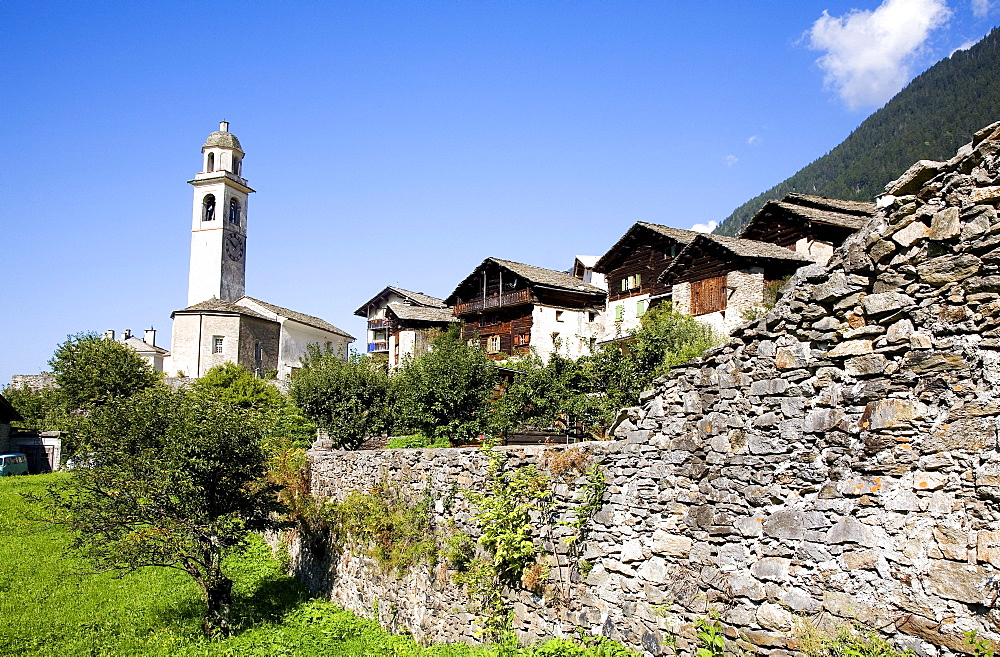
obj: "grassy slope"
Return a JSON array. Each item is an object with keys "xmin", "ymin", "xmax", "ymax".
[{"xmin": 0, "ymin": 474, "xmax": 634, "ymax": 657}]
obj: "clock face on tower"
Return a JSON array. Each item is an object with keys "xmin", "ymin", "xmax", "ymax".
[{"xmin": 225, "ymin": 232, "xmax": 245, "ymax": 262}]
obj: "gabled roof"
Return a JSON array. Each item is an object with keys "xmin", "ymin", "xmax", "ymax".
[
  {"xmin": 238, "ymin": 297, "xmax": 354, "ymax": 339},
  {"xmin": 354, "ymin": 286, "xmax": 447, "ymax": 317},
  {"xmin": 741, "ymin": 194, "xmax": 875, "ymax": 238},
  {"xmin": 658, "ymin": 233, "xmax": 813, "ymax": 285},
  {"xmin": 573, "ymin": 255, "xmax": 600, "ymax": 269},
  {"xmin": 446, "ymin": 257, "xmax": 605, "ymax": 305},
  {"xmin": 121, "ymin": 336, "xmax": 169, "ymax": 355},
  {"xmin": 172, "ymin": 298, "xmax": 274, "ymax": 321},
  {"xmin": 386, "ymin": 301, "xmax": 457, "ymax": 324},
  {"xmin": 593, "ymin": 222, "xmax": 700, "ymax": 273},
  {"xmin": 0, "ymin": 393, "xmax": 24, "ymax": 424}
]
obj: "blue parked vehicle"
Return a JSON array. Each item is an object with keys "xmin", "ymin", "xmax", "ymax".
[{"xmin": 0, "ymin": 453, "xmax": 29, "ymax": 476}]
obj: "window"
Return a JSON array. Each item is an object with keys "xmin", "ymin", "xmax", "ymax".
[
  {"xmin": 212, "ymin": 336, "xmax": 224, "ymax": 354},
  {"xmin": 620, "ymin": 278, "xmax": 627, "ymax": 292},
  {"xmin": 254, "ymin": 341, "xmax": 263, "ymax": 362},
  {"xmin": 228, "ymin": 198, "xmax": 241, "ymax": 224},
  {"xmin": 207, "ymin": 152, "xmax": 215, "ymax": 172},
  {"xmin": 555, "ymin": 310, "xmax": 564, "ymax": 322},
  {"xmin": 486, "ymin": 335, "xmax": 501, "ymax": 354},
  {"xmin": 203, "ymin": 194, "xmax": 216, "ymax": 221},
  {"xmin": 588, "ymin": 312, "xmax": 596, "ymax": 322},
  {"xmin": 637, "ymin": 300, "xmax": 646, "ymax": 317},
  {"xmin": 615, "ymin": 305, "xmax": 624, "ymax": 321},
  {"xmin": 233, "ymin": 157, "xmax": 241, "ymax": 176},
  {"xmin": 620, "ymin": 274, "xmax": 642, "ymax": 292}
]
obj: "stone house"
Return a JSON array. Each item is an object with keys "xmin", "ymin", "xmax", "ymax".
[
  {"xmin": 659, "ymin": 233, "xmax": 813, "ymax": 336},
  {"xmin": 739, "ymin": 193, "xmax": 875, "ymax": 264},
  {"xmin": 169, "ymin": 296, "xmax": 352, "ymax": 380},
  {"xmin": 354, "ymin": 286, "xmax": 456, "ymax": 369},
  {"xmin": 103, "ymin": 328, "xmax": 170, "ymax": 372},
  {"xmin": 592, "ymin": 222, "xmax": 700, "ymax": 341},
  {"xmin": 446, "ymin": 258, "xmax": 606, "ymax": 361}
]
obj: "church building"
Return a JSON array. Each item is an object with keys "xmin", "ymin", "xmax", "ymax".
[{"xmin": 168, "ymin": 122, "xmax": 353, "ymax": 380}]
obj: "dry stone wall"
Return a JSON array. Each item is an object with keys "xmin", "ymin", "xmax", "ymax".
[{"xmin": 302, "ymin": 123, "xmax": 1000, "ymax": 656}]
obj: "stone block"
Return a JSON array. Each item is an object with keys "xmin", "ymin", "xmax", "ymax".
[
  {"xmin": 826, "ymin": 517, "xmax": 876, "ymax": 546},
  {"xmin": 860, "ymin": 399, "xmax": 925, "ymax": 429},
  {"xmin": 917, "ymin": 253, "xmax": 982, "ymax": 285},
  {"xmin": 620, "ymin": 539, "xmax": 644, "ymax": 562},
  {"xmin": 636, "ymin": 555, "xmax": 667, "ymax": 582},
  {"xmin": 886, "ymin": 318, "xmax": 914, "ymax": 343},
  {"xmin": 971, "ymin": 185, "xmax": 1000, "ymax": 203},
  {"xmin": 727, "ymin": 571, "xmax": 766, "ymax": 600},
  {"xmin": 840, "ymin": 549, "xmax": 877, "ymax": 570},
  {"xmin": 893, "ymin": 220, "xmax": 930, "ymax": 247},
  {"xmin": 926, "ymin": 560, "xmax": 989, "ymax": 604},
  {"xmin": 913, "ymin": 472, "xmax": 948, "ymax": 491},
  {"xmin": 825, "ymin": 340, "xmax": 874, "ymax": 358},
  {"xmin": 650, "ymin": 530, "xmax": 692, "ymax": 557},
  {"xmin": 734, "ymin": 515, "xmax": 764, "ymax": 537},
  {"xmin": 977, "ymin": 530, "xmax": 1000, "ymax": 566},
  {"xmin": 844, "ymin": 354, "xmax": 888, "ymax": 377},
  {"xmin": 929, "ymin": 206, "xmax": 961, "ymax": 240},
  {"xmin": 756, "ymin": 602, "xmax": 793, "ymax": 632},
  {"xmin": 884, "ymin": 159, "xmax": 944, "ymax": 196},
  {"xmin": 750, "ymin": 557, "xmax": 790, "ymax": 581},
  {"xmin": 862, "ymin": 292, "xmax": 915, "ymax": 316}
]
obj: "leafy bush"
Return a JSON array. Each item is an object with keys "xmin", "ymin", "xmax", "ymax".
[
  {"xmin": 386, "ymin": 433, "xmax": 451, "ymax": 449},
  {"xmin": 49, "ymin": 331, "xmax": 161, "ymax": 412},
  {"xmin": 394, "ymin": 325, "xmax": 498, "ymax": 444},
  {"xmin": 290, "ymin": 347, "xmax": 390, "ymax": 449}
]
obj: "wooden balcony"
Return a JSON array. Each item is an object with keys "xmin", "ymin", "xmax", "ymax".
[
  {"xmin": 367, "ymin": 341, "xmax": 389, "ymax": 353},
  {"xmin": 368, "ymin": 319, "xmax": 389, "ymax": 330},
  {"xmin": 453, "ymin": 289, "xmax": 534, "ymax": 315}
]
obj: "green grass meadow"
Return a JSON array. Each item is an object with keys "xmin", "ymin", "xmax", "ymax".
[{"xmin": 0, "ymin": 474, "xmax": 635, "ymax": 657}]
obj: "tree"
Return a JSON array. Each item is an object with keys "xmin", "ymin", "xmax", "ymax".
[
  {"xmin": 191, "ymin": 363, "xmax": 317, "ymax": 450},
  {"xmin": 46, "ymin": 387, "xmax": 280, "ymax": 637},
  {"xmin": 394, "ymin": 325, "xmax": 498, "ymax": 443},
  {"xmin": 591, "ymin": 303, "xmax": 717, "ymax": 413},
  {"xmin": 49, "ymin": 332, "xmax": 160, "ymax": 411},
  {"xmin": 2, "ymin": 384, "xmax": 65, "ymax": 432},
  {"xmin": 289, "ymin": 347, "xmax": 390, "ymax": 449}
]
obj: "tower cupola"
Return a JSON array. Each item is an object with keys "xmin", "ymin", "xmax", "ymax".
[{"xmin": 201, "ymin": 120, "xmax": 245, "ymax": 176}]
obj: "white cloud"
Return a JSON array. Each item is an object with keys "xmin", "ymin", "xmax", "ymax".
[
  {"xmin": 807, "ymin": 0, "xmax": 952, "ymax": 109},
  {"xmin": 747, "ymin": 135, "xmax": 761, "ymax": 145},
  {"xmin": 724, "ymin": 154, "xmax": 739, "ymax": 166},
  {"xmin": 951, "ymin": 38, "xmax": 978, "ymax": 54},
  {"xmin": 973, "ymin": 0, "xmax": 991, "ymax": 17},
  {"xmin": 691, "ymin": 220, "xmax": 718, "ymax": 233}
]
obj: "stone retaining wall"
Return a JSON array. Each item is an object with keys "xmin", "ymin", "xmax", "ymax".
[{"xmin": 300, "ymin": 123, "xmax": 1000, "ymax": 655}]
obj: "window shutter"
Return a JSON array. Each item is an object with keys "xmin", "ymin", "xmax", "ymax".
[{"xmin": 615, "ymin": 305, "xmax": 624, "ymax": 321}]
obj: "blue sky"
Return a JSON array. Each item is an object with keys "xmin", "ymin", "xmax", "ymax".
[{"xmin": 1, "ymin": 0, "xmax": 997, "ymax": 385}]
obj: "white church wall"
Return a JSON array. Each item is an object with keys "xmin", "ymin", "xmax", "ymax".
[{"xmin": 277, "ymin": 321, "xmax": 351, "ymax": 380}]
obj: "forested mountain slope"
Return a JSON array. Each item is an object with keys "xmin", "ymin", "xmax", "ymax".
[{"xmin": 714, "ymin": 26, "xmax": 1000, "ymax": 236}]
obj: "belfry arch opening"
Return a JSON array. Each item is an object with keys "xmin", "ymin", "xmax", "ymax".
[
  {"xmin": 228, "ymin": 198, "xmax": 241, "ymax": 225},
  {"xmin": 206, "ymin": 152, "xmax": 215, "ymax": 172},
  {"xmin": 203, "ymin": 194, "xmax": 216, "ymax": 221}
]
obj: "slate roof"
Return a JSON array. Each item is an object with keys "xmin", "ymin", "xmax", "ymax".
[
  {"xmin": 446, "ymin": 257, "xmax": 606, "ymax": 305},
  {"xmin": 658, "ymin": 233, "xmax": 813, "ymax": 284},
  {"xmin": 594, "ymin": 221, "xmax": 700, "ymax": 272},
  {"xmin": 121, "ymin": 336, "xmax": 169, "ymax": 355},
  {"xmin": 386, "ymin": 302, "xmax": 457, "ymax": 323},
  {"xmin": 742, "ymin": 194, "xmax": 875, "ymax": 235},
  {"xmin": 354, "ymin": 286, "xmax": 447, "ymax": 317},
  {"xmin": 489, "ymin": 258, "xmax": 606, "ymax": 294},
  {"xmin": 172, "ymin": 298, "xmax": 273, "ymax": 321},
  {"xmin": 239, "ymin": 297, "xmax": 353, "ymax": 338}
]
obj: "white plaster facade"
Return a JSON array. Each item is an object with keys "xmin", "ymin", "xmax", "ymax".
[
  {"xmin": 529, "ymin": 305, "xmax": 602, "ymax": 361},
  {"xmin": 237, "ymin": 298, "xmax": 352, "ymax": 379},
  {"xmin": 602, "ymin": 293, "xmax": 654, "ymax": 342},
  {"xmin": 672, "ymin": 268, "xmax": 765, "ymax": 337},
  {"xmin": 187, "ymin": 121, "xmax": 254, "ymax": 306}
]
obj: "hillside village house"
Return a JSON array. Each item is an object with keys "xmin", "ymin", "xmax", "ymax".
[
  {"xmin": 446, "ymin": 258, "xmax": 606, "ymax": 361},
  {"xmin": 739, "ymin": 193, "xmax": 875, "ymax": 263},
  {"xmin": 659, "ymin": 233, "xmax": 813, "ymax": 336},
  {"xmin": 592, "ymin": 222, "xmax": 700, "ymax": 341},
  {"xmin": 570, "ymin": 255, "xmax": 607, "ymax": 290},
  {"xmin": 354, "ymin": 287, "xmax": 456, "ymax": 369},
  {"xmin": 167, "ymin": 123, "xmax": 353, "ymax": 380},
  {"xmin": 103, "ymin": 329, "xmax": 169, "ymax": 372}
]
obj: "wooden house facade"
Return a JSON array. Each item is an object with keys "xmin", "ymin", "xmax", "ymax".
[
  {"xmin": 659, "ymin": 233, "xmax": 813, "ymax": 336},
  {"xmin": 354, "ymin": 287, "xmax": 456, "ymax": 369},
  {"xmin": 739, "ymin": 193, "xmax": 874, "ymax": 264},
  {"xmin": 592, "ymin": 221, "xmax": 699, "ymax": 340},
  {"xmin": 445, "ymin": 258, "xmax": 606, "ymax": 361}
]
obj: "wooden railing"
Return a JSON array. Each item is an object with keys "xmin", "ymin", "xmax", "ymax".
[
  {"xmin": 368, "ymin": 319, "xmax": 389, "ymax": 330},
  {"xmin": 453, "ymin": 288, "xmax": 534, "ymax": 315}
]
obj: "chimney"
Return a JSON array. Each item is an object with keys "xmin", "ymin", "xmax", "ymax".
[
  {"xmin": 103, "ymin": 329, "xmax": 115, "ymax": 340},
  {"xmin": 219, "ymin": 120, "xmax": 229, "ymax": 133},
  {"xmin": 122, "ymin": 329, "xmax": 132, "ymax": 340},
  {"xmin": 144, "ymin": 328, "xmax": 156, "ymax": 347}
]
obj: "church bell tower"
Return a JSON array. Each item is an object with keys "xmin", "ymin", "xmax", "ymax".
[{"xmin": 187, "ymin": 121, "xmax": 255, "ymax": 306}]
